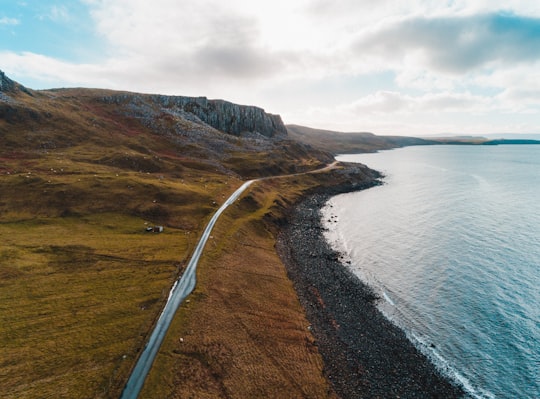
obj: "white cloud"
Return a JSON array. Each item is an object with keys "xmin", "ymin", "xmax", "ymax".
[
  {"xmin": 37, "ymin": 5, "xmax": 71, "ymax": 22},
  {"xmin": 474, "ymin": 61, "xmax": 540, "ymax": 90},
  {"xmin": 0, "ymin": 51, "xmax": 130, "ymax": 89},
  {"xmin": 49, "ymin": 5, "xmax": 70, "ymax": 22},
  {"xmin": 17, "ymin": 2, "xmax": 540, "ymax": 91},
  {"xmin": 342, "ymin": 90, "xmax": 494, "ymax": 116},
  {"xmin": 77, "ymin": 1, "xmax": 304, "ymax": 91},
  {"xmin": 292, "ymin": 86, "xmax": 540, "ymax": 135},
  {"xmin": 353, "ymin": 12, "xmax": 540, "ymax": 75},
  {"xmin": 0, "ymin": 17, "xmax": 20, "ymax": 26},
  {"xmin": 2, "ymin": 0, "xmax": 540, "ymax": 135},
  {"xmin": 346, "ymin": 91, "xmax": 411, "ymax": 115}
]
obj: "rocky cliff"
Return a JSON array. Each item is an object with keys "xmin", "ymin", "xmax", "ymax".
[
  {"xmin": 101, "ymin": 93, "xmax": 287, "ymax": 139},
  {"xmin": 1, "ymin": 69, "xmax": 286, "ymax": 139},
  {"xmin": 0, "ymin": 70, "xmax": 32, "ymax": 101},
  {"xmin": 0, "ymin": 70, "xmax": 15, "ymax": 92},
  {"xmin": 0, "ymin": 70, "xmax": 32, "ymax": 94}
]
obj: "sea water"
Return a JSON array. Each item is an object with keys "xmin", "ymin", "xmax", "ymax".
[{"xmin": 322, "ymin": 145, "xmax": 539, "ymax": 398}]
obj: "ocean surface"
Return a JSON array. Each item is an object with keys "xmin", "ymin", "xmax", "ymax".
[{"xmin": 322, "ymin": 145, "xmax": 539, "ymax": 399}]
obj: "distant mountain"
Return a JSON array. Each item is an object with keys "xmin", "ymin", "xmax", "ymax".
[
  {"xmin": 427, "ymin": 133, "xmax": 540, "ymax": 140},
  {"xmin": 426, "ymin": 135, "xmax": 540, "ymax": 146},
  {"xmin": 482, "ymin": 133, "xmax": 540, "ymax": 140},
  {"xmin": 287, "ymin": 125, "xmax": 540, "ymax": 153},
  {"xmin": 287, "ymin": 124, "xmax": 438, "ymax": 154},
  {"xmin": 482, "ymin": 139, "xmax": 540, "ymax": 145}
]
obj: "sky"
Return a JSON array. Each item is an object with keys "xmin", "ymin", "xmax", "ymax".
[{"xmin": 1, "ymin": 0, "xmax": 540, "ymax": 136}]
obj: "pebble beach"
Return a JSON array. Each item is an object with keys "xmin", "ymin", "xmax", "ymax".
[{"xmin": 277, "ymin": 189, "xmax": 465, "ymax": 398}]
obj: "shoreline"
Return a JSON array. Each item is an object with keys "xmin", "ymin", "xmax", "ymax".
[{"xmin": 277, "ymin": 188, "xmax": 465, "ymax": 398}]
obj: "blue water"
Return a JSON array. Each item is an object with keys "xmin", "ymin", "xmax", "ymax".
[{"xmin": 322, "ymin": 145, "xmax": 540, "ymax": 399}]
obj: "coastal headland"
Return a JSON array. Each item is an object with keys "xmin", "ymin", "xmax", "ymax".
[
  {"xmin": 135, "ymin": 162, "xmax": 380, "ymax": 398},
  {"xmin": 1, "ymin": 71, "xmax": 463, "ymax": 398},
  {"xmin": 136, "ymin": 162, "xmax": 464, "ymax": 398}
]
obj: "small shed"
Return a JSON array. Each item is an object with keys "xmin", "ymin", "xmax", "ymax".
[{"xmin": 145, "ymin": 225, "xmax": 164, "ymax": 233}]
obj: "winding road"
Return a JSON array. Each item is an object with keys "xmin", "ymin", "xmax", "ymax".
[
  {"xmin": 120, "ymin": 180, "xmax": 254, "ymax": 399},
  {"xmin": 120, "ymin": 162, "xmax": 338, "ymax": 398}
]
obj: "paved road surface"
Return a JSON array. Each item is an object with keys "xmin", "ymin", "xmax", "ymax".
[
  {"xmin": 119, "ymin": 162, "xmax": 339, "ymax": 398},
  {"xmin": 120, "ymin": 180, "xmax": 254, "ymax": 399}
]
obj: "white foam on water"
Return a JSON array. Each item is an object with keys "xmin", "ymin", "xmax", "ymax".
[{"xmin": 382, "ymin": 290, "xmax": 395, "ymax": 306}]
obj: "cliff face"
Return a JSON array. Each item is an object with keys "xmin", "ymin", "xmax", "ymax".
[
  {"xmin": 102, "ymin": 94, "xmax": 287, "ymax": 139},
  {"xmin": 1, "ymin": 69, "xmax": 287, "ymax": 140},
  {"xmin": 0, "ymin": 70, "xmax": 15, "ymax": 92},
  {"xmin": 0, "ymin": 70, "xmax": 32, "ymax": 100},
  {"xmin": 0, "ymin": 70, "xmax": 18, "ymax": 104},
  {"xmin": 1, "ymin": 69, "xmax": 286, "ymax": 138}
]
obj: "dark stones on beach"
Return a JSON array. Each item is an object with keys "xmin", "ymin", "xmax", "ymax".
[{"xmin": 277, "ymin": 192, "xmax": 465, "ymax": 399}]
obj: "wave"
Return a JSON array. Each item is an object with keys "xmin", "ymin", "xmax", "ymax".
[
  {"xmin": 355, "ymin": 272, "xmax": 496, "ymax": 399},
  {"xmin": 408, "ymin": 332, "xmax": 496, "ymax": 399},
  {"xmin": 328, "ymin": 146, "xmax": 540, "ymax": 398},
  {"xmin": 382, "ymin": 290, "xmax": 396, "ymax": 306}
]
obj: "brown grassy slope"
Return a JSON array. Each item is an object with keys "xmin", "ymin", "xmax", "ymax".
[
  {"xmin": 0, "ymin": 159, "xmax": 241, "ymax": 398},
  {"xmin": 0, "ymin": 81, "xmax": 341, "ymax": 398},
  {"xmin": 0, "ymin": 215, "xmax": 188, "ymax": 398},
  {"xmin": 287, "ymin": 124, "xmax": 437, "ymax": 154},
  {"xmin": 139, "ymin": 164, "xmax": 379, "ymax": 399}
]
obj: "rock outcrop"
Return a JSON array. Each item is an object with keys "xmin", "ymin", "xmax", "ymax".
[
  {"xmin": 0, "ymin": 70, "xmax": 32, "ymax": 100},
  {"xmin": 0, "ymin": 70, "xmax": 16, "ymax": 92},
  {"xmin": 0, "ymin": 69, "xmax": 286, "ymax": 139},
  {"xmin": 102, "ymin": 94, "xmax": 287, "ymax": 139}
]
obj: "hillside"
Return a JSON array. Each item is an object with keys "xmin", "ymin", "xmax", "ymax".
[
  {"xmin": 287, "ymin": 124, "xmax": 540, "ymax": 153},
  {"xmin": 0, "ymin": 71, "xmax": 382, "ymax": 398},
  {"xmin": 1, "ymin": 74, "xmax": 333, "ymax": 179},
  {"xmin": 287, "ymin": 124, "xmax": 438, "ymax": 154},
  {"xmin": 0, "ymin": 70, "xmax": 471, "ymax": 398},
  {"xmin": 0, "ymin": 74, "xmax": 339, "ymax": 232}
]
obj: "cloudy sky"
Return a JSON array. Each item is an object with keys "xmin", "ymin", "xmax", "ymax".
[{"xmin": 1, "ymin": 1, "xmax": 540, "ymax": 136}]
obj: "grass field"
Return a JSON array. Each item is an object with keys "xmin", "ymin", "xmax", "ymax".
[
  {"xmin": 0, "ymin": 149, "xmax": 242, "ymax": 398},
  {"xmin": 0, "ymin": 84, "xmax": 367, "ymax": 398},
  {"xmin": 137, "ymin": 168, "xmax": 371, "ymax": 399}
]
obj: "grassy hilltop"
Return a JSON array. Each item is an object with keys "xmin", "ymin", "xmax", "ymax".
[{"xmin": 0, "ymin": 72, "xmax": 385, "ymax": 398}]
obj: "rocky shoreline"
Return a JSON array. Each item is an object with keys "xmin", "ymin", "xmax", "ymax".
[{"xmin": 277, "ymin": 188, "xmax": 465, "ymax": 398}]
